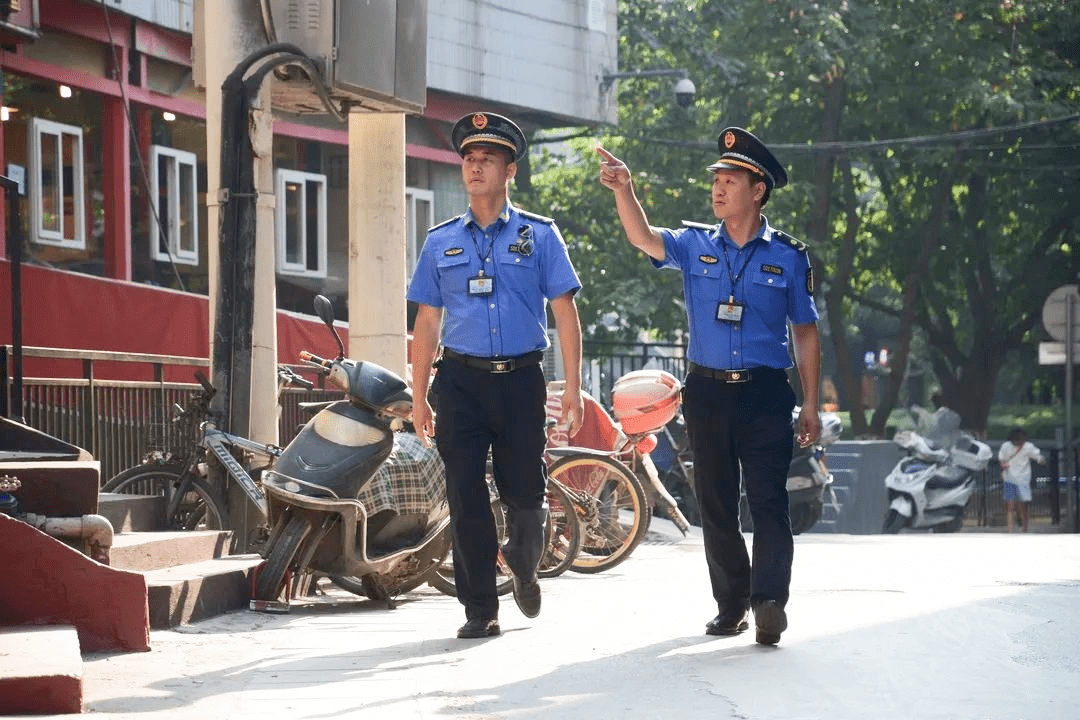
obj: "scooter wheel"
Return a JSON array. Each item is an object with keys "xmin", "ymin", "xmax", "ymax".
[
  {"xmin": 253, "ymin": 514, "xmax": 311, "ymax": 601},
  {"xmin": 882, "ymin": 509, "xmax": 907, "ymax": 534}
]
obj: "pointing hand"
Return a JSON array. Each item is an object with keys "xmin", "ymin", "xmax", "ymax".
[{"xmin": 597, "ymin": 146, "xmax": 632, "ymax": 191}]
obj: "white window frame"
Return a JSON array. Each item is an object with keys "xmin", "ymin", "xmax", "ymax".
[
  {"xmin": 274, "ymin": 168, "xmax": 327, "ymax": 278},
  {"xmin": 28, "ymin": 117, "xmax": 85, "ymax": 249},
  {"xmin": 150, "ymin": 145, "xmax": 199, "ymax": 265},
  {"xmin": 406, "ymin": 187, "xmax": 434, "ymax": 273}
]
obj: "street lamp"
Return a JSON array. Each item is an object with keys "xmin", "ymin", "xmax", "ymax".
[{"xmin": 600, "ymin": 68, "xmax": 696, "ymax": 106}]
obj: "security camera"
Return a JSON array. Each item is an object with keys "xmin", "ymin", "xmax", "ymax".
[{"xmin": 674, "ymin": 77, "xmax": 696, "ymax": 107}]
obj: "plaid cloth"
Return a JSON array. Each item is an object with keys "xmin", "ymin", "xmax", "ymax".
[{"xmin": 357, "ymin": 432, "xmax": 447, "ymax": 516}]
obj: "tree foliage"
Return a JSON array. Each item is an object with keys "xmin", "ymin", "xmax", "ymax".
[{"xmin": 520, "ymin": 0, "xmax": 1080, "ymax": 434}]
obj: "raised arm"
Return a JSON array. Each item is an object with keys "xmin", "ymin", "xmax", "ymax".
[{"xmin": 596, "ymin": 146, "xmax": 666, "ymax": 261}]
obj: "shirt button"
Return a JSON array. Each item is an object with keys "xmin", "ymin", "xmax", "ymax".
[
  {"xmin": 486, "ymin": 257, "xmax": 492, "ymax": 263},
  {"xmin": 491, "ymin": 328, "xmax": 498, "ymax": 334},
  {"xmin": 515, "ymin": 258, "xmax": 521, "ymax": 264},
  {"xmin": 489, "ymin": 303, "xmax": 495, "ymax": 309},
  {"xmin": 768, "ymin": 278, "xmax": 774, "ymax": 284}
]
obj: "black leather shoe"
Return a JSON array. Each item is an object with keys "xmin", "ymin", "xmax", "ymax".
[
  {"xmin": 705, "ymin": 609, "xmax": 749, "ymax": 636},
  {"xmin": 457, "ymin": 617, "xmax": 500, "ymax": 639},
  {"xmin": 753, "ymin": 600, "xmax": 787, "ymax": 645},
  {"xmin": 512, "ymin": 576, "xmax": 541, "ymax": 618}
]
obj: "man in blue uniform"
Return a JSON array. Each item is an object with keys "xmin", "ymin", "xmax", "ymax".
[
  {"xmin": 597, "ymin": 128, "xmax": 821, "ymax": 645},
  {"xmin": 409, "ymin": 112, "xmax": 584, "ymax": 639}
]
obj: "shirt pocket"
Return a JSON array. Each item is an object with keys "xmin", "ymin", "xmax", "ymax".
[
  {"xmin": 749, "ymin": 269, "xmax": 788, "ymax": 316},
  {"xmin": 689, "ymin": 263, "xmax": 724, "ymax": 303},
  {"xmin": 436, "ymin": 252, "xmax": 472, "ymax": 285},
  {"xmin": 498, "ymin": 251, "xmax": 539, "ymax": 290}
]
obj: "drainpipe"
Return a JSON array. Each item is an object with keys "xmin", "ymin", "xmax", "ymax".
[{"xmin": 22, "ymin": 513, "xmax": 115, "ymax": 565}]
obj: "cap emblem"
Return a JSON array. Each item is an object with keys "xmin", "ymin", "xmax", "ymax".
[
  {"xmin": 723, "ymin": 131, "xmax": 736, "ymax": 149},
  {"xmin": 472, "ymin": 113, "xmax": 488, "ymax": 130}
]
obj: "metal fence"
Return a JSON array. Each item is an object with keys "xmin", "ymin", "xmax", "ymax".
[
  {"xmin": 968, "ymin": 445, "xmax": 1078, "ymax": 529},
  {"xmin": 582, "ymin": 340, "xmax": 687, "ymax": 408},
  {"xmin": 1, "ymin": 346, "xmax": 337, "ymax": 483}
]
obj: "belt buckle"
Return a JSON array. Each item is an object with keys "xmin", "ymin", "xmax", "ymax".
[
  {"xmin": 726, "ymin": 369, "xmax": 749, "ymax": 383},
  {"xmin": 490, "ymin": 359, "xmax": 514, "ymax": 374}
]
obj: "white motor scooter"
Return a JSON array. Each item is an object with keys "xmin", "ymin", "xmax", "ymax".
[{"xmin": 882, "ymin": 407, "xmax": 992, "ymax": 533}]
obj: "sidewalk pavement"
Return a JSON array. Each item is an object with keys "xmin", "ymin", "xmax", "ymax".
[{"xmin": 70, "ymin": 522, "xmax": 1079, "ymax": 720}]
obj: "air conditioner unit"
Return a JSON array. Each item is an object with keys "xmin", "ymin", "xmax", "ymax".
[{"xmin": 267, "ymin": 0, "xmax": 427, "ymax": 115}]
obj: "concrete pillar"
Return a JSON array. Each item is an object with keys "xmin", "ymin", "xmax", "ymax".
[
  {"xmin": 199, "ymin": 0, "xmax": 279, "ymax": 445},
  {"xmin": 347, "ymin": 110, "xmax": 408, "ymax": 377}
]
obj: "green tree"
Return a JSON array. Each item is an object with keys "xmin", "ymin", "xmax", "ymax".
[{"xmin": 522, "ymin": 0, "xmax": 1080, "ymax": 435}]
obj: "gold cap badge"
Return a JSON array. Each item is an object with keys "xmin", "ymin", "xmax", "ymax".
[
  {"xmin": 723, "ymin": 131, "xmax": 736, "ymax": 149},
  {"xmin": 472, "ymin": 113, "xmax": 488, "ymax": 129}
]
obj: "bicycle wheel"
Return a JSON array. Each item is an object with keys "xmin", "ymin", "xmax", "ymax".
[
  {"xmin": 253, "ymin": 514, "xmax": 312, "ymax": 601},
  {"xmin": 538, "ymin": 477, "xmax": 582, "ymax": 579},
  {"xmin": 548, "ymin": 453, "xmax": 649, "ymax": 574},
  {"xmin": 102, "ymin": 462, "xmax": 226, "ymax": 531},
  {"xmin": 428, "ymin": 497, "xmax": 514, "ymax": 598}
]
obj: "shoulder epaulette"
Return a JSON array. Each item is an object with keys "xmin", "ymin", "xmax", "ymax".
[
  {"xmin": 427, "ymin": 214, "xmax": 463, "ymax": 233},
  {"xmin": 774, "ymin": 231, "xmax": 808, "ymax": 252},
  {"xmin": 681, "ymin": 220, "xmax": 715, "ymax": 231},
  {"xmin": 516, "ymin": 209, "xmax": 555, "ymax": 224}
]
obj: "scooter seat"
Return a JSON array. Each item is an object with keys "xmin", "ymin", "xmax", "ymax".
[{"xmin": 924, "ymin": 464, "xmax": 969, "ymax": 490}]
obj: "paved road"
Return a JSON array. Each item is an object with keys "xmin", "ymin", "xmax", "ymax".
[{"xmin": 77, "ymin": 524, "xmax": 1080, "ymax": 719}]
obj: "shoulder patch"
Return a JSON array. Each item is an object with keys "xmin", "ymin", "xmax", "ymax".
[
  {"xmin": 444, "ymin": 247, "xmax": 464, "ymax": 256},
  {"xmin": 516, "ymin": 208, "xmax": 554, "ymax": 224},
  {"xmin": 681, "ymin": 220, "xmax": 715, "ymax": 231},
  {"xmin": 774, "ymin": 231, "xmax": 808, "ymax": 252},
  {"xmin": 428, "ymin": 214, "xmax": 463, "ymax": 233}
]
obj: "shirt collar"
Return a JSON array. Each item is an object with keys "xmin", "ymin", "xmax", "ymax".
[
  {"xmin": 464, "ymin": 201, "xmax": 513, "ymax": 230},
  {"xmin": 716, "ymin": 215, "xmax": 770, "ymax": 248}
]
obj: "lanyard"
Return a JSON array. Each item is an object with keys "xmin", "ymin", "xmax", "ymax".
[
  {"xmin": 720, "ymin": 237, "xmax": 760, "ymax": 307},
  {"xmin": 467, "ymin": 220, "xmax": 507, "ymax": 277}
]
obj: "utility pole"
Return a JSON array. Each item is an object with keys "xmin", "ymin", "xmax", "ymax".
[{"xmin": 348, "ymin": 110, "xmax": 409, "ymax": 377}]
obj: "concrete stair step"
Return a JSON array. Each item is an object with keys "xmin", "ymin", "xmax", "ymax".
[
  {"xmin": 143, "ymin": 555, "xmax": 264, "ymax": 628},
  {"xmin": 109, "ymin": 530, "xmax": 236, "ymax": 571},
  {"xmin": 97, "ymin": 491, "xmax": 166, "ymax": 532},
  {"xmin": 0, "ymin": 625, "xmax": 83, "ymax": 716}
]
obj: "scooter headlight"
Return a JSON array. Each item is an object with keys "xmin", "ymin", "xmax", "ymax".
[{"xmin": 312, "ymin": 410, "xmax": 386, "ymax": 447}]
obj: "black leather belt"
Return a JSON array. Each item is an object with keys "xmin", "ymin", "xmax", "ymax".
[
  {"xmin": 689, "ymin": 363, "xmax": 752, "ymax": 383},
  {"xmin": 442, "ymin": 348, "xmax": 544, "ymax": 374}
]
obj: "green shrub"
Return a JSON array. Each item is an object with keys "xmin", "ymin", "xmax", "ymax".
[{"xmin": 832, "ymin": 405, "xmax": 1075, "ymax": 442}]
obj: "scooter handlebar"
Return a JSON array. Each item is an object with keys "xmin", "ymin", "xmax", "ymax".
[{"xmin": 300, "ymin": 351, "xmax": 332, "ymax": 370}]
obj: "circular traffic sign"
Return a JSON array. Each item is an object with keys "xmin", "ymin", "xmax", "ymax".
[{"xmin": 1043, "ymin": 284, "xmax": 1080, "ymax": 342}]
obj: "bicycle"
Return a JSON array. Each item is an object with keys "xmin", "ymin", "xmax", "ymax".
[
  {"xmin": 101, "ymin": 367, "xmax": 314, "ymax": 546},
  {"xmin": 427, "ymin": 458, "xmax": 584, "ymax": 598},
  {"xmin": 545, "ymin": 446, "xmax": 649, "ymax": 574}
]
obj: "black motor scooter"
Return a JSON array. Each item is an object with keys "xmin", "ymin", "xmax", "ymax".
[{"xmin": 252, "ymin": 296, "xmax": 451, "ymax": 606}]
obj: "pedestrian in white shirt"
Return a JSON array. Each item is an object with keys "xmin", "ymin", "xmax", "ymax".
[{"xmin": 998, "ymin": 427, "xmax": 1046, "ymax": 532}]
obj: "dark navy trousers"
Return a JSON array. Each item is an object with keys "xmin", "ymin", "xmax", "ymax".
[
  {"xmin": 683, "ymin": 367, "xmax": 796, "ymax": 611},
  {"xmin": 432, "ymin": 357, "xmax": 547, "ymax": 620}
]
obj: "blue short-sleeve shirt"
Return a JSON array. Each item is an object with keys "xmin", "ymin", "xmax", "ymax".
[
  {"xmin": 407, "ymin": 202, "xmax": 581, "ymax": 358},
  {"xmin": 655, "ymin": 217, "xmax": 818, "ymax": 370}
]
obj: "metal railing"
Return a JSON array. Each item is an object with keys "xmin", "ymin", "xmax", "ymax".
[
  {"xmin": 1, "ymin": 346, "xmax": 336, "ymax": 483},
  {"xmin": 582, "ymin": 340, "xmax": 687, "ymax": 408}
]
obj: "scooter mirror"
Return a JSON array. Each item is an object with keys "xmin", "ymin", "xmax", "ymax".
[{"xmin": 313, "ymin": 295, "xmax": 346, "ymax": 359}]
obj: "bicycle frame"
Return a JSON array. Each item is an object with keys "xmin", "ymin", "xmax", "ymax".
[{"xmin": 199, "ymin": 421, "xmax": 278, "ymax": 517}]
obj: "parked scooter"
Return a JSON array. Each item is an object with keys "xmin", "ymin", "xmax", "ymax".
[
  {"xmin": 739, "ymin": 407, "xmax": 844, "ymax": 535},
  {"xmin": 252, "ymin": 295, "xmax": 451, "ymax": 606},
  {"xmin": 882, "ymin": 407, "xmax": 992, "ymax": 533}
]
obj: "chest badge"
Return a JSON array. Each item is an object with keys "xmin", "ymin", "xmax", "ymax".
[
  {"xmin": 761, "ymin": 264, "xmax": 783, "ymax": 275},
  {"xmin": 444, "ymin": 247, "xmax": 464, "ymax": 256},
  {"xmin": 699, "ymin": 255, "xmax": 718, "ymax": 264}
]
